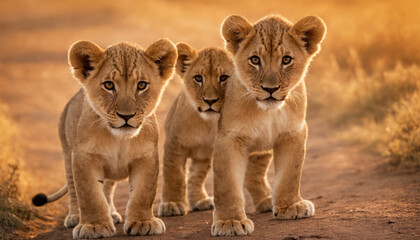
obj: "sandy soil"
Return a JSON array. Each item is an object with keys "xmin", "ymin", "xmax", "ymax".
[{"xmin": 0, "ymin": 1, "xmax": 419, "ymax": 239}]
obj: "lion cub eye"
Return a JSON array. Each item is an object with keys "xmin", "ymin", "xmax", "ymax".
[
  {"xmin": 282, "ymin": 55, "xmax": 293, "ymax": 65},
  {"xmin": 250, "ymin": 56, "xmax": 261, "ymax": 65},
  {"xmin": 193, "ymin": 75, "xmax": 203, "ymax": 83},
  {"xmin": 219, "ymin": 75, "xmax": 229, "ymax": 82},
  {"xmin": 103, "ymin": 81, "xmax": 115, "ymax": 91},
  {"xmin": 137, "ymin": 81, "xmax": 149, "ymax": 91}
]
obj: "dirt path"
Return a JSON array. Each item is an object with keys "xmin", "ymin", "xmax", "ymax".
[
  {"xmin": 30, "ymin": 113, "xmax": 420, "ymax": 240},
  {"xmin": 0, "ymin": 1, "xmax": 419, "ymax": 239}
]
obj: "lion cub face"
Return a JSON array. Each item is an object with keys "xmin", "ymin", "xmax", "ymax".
[
  {"xmin": 222, "ymin": 15, "xmax": 326, "ymax": 110},
  {"xmin": 68, "ymin": 39, "xmax": 177, "ymax": 137},
  {"xmin": 175, "ymin": 43, "xmax": 234, "ymax": 119}
]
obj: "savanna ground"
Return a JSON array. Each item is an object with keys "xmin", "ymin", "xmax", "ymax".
[{"xmin": 0, "ymin": 0, "xmax": 419, "ymax": 239}]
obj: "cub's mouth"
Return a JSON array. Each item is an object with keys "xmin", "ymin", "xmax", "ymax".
[
  {"xmin": 257, "ymin": 95, "xmax": 286, "ymax": 103},
  {"xmin": 197, "ymin": 107, "xmax": 220, "ymax": 114},
  {"xmin": 255, "ymin": 95, "xmax": 287, "ymax": 110},
  {"xmin": 110, "ymin": 123, "xmax": 140, "ymax": 130},
  {"xmin": 205, "ymin": 109, "xmax": 218, "ymax": 113},
  {"xmin": 119, "ymin": 124, "xmax": 136, "ymax": 130}
]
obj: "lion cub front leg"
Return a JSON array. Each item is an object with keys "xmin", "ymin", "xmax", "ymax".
[
  {"xmin": 272, "ymin": 124, "xmax": 314, "ymax": 220},
  {"xmin": 211, "ymin": 132, "xmax": 254, "ymax": 236},
  {"xmin": 188, "ymin": 158, "xmax": 213, "ymax": 211},
  {"xmin": 63, "ymin": 151, "xmax": 80, "ymax": 228},
  {"xmin": 124, "ymin": 150, "xmax": 165, "ymax": 236},
  {"xmin": 72, "ymin": 152, "xmax": 116, "ymax": 239},
  {"xmin": 103, "ymin": 180, "xmax": 122, "ymax": 224},
  {"xmin": 159, "ymin": 143, "xmax": 189, "ymax": 216},
  {"xmin": 245, "ymin": 152, "xmax": 273, "ymax": 213}
]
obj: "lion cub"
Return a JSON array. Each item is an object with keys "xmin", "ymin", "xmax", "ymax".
[
  {"xmin": 159, "ymin": 43, "xmax": 234, "ymax": 216},
  {"xmin": 41, "ymin": 39, "xmax": 176, "ymax": 239},
  {"xmin": 211, "ymin": 15, "xmax": 326, "ymax": 236}
]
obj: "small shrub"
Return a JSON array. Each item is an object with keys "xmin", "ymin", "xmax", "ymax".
[{"xmin": 385, "ymin": 92, "xmax": 420, "ymax": 168}]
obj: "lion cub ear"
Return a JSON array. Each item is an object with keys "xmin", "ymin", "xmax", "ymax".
[
  {"xmin": 221, "ymin": 15, "xmax": 254, "ymax": 55},
  {"xmin": 289, "ymin": 16, "xmax": 327, "ymax": 55},
  {"xmin": 68, "ymin": 40, "xmax": 105, "ymax": 83},
  {"xmin": 175, "ymin": 43, "xmax": 198, "ymax": 77},
  {"xmin": 144, "ymin": 38, "xmax": 178, "ymax": 81}
]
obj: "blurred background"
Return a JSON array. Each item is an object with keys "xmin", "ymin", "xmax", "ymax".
[{"xmin": 0, "ymin": 0, "xmax": 419, "ymax": 239}]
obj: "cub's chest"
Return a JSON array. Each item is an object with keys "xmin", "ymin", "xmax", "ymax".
[
  {"xmin": 78, "ymin": 134, "xmax": 154, "ymax": 179},
  {"xmin": 175, "ymin": 115, "xmax": 217, "ymax": 146},
  {"xmin": 187, "ymin": 130, "xmax": 216, "ymax": 160},
  {"xmin": 101, "ymin": 142, "xmax": 150, "ymax": 180},
  {"xmin": 175, "ymin": 118, "xmax": 218, "ymax": 159},
  {"xmin": 244, "ymin": 108, "xmax": 304, "ymax": 150}
]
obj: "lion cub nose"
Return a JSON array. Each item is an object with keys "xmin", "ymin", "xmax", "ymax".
[
  {"xmin": 116, "ymin": 112, "xmax": 136, "ymax": 122},
  {"xmin": 204, "ymin": 98, "xmax": 219, "ymax": 106},
  {"xmin": 261, "ymin": 85, "xmax": 280, "ymax": 94}
]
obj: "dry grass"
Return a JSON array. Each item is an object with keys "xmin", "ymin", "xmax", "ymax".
[
  {"xmin": 310, "ymin": 62, "xmax": 420, "ymax": 168},
  {"xmin": 385, "ymin": 92, "xmax": 420, "ymax": 168},
  {"xmin": 0, "ymin": 103, "xmax": 34, "ymax": 240},
  {"xmin": 306, "ymin": 0, "xmax": 420, "ymax": 169},
  {"xmin": 311, "ymin": 63, "xmax": 420, "ymax": 123}
]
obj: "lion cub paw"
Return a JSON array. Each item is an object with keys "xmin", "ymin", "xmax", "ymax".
[
  {"xmin": 273, "ymin": 200, "xmax": 315, "ymax": 220},
  {"xmin": 111, "ymin": 211, "xmax": 122, "ymax": 224},
  {"xmin": 124, "ymin": 217, "xmax": 166, "ymax": 236},
  {"xmin": 72, "ymin": 221, "xmax": 116, "ymax": 239},
  {"xmin": 211, "ymin": 218, "xmax": 254, "ymax": 236},
  {"xmin": 64, "ymin": 214, "xmax": 79, "ymax": 228},
  {"xmin": 158, "ymin": 201, "xmax": 188, "ymax": 216},
  {"xmin": 256, "ymin": 196, "xmax": 273, "ymax": 213},
  {"xmin": 192, "ymin": 197, "xmax": 214, "ymax": 211}
]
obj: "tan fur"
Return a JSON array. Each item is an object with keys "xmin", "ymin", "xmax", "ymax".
[
  {"xmin": 211, "ymin": 15, "xmax": 326, "ymax": 236},
  {"xmin": 61, "ymin": 39, "xmax": 177, "ymax": 239},
  {"xmin": 159, "ymin": 43, "xmax": 234, "ymax": 216}
]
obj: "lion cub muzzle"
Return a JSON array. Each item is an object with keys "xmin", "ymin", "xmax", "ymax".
[{"xmin": 199, "ymin": 97, "xmax": 220, "ymax": 113}]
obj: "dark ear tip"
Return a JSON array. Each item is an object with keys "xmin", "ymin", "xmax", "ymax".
[{"xmin": 32, "ymin": 193, "xmax": 48, "ymax": 206}]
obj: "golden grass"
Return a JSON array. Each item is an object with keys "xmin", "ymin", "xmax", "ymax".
[
  {"xmin": 310, "ymin": 61, "xmax": 420, "ymax": 168},
  {"xmin": 385, "ymin": 92, "xmax": 420, "ymax": 168},
  {"xmin": 311, "ymin": 63, "xmax": 420, "ymax": 123},
  {"xmin": 306, "ymin": 0, "xmax": 420, "ymax": 168},
  {"xmin": 0, "ymin": 102, "xmax": 34, "ymax": 240},
  {"xmin": 0, "ymin": 102, "xmax": 18, "ymax": 181}
]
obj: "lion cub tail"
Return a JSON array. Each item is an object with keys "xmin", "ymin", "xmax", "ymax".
[{"xmin": 32, "ymin": 184, "xmax": 68, "ymax": 207}]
